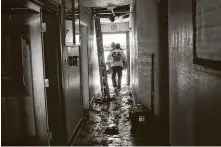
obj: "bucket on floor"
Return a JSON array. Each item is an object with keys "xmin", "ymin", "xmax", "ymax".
[{"xmin": 129, "ymin": 104, "xmax": 152, "ymax": 136}]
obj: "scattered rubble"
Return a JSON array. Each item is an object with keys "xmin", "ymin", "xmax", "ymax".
[
  {"xmin": 104, "ymin": 124, "xmax": 119, "ymax": 135},
  {"xmin": 74, "ymin": 86, "xmax": 154, "ymax": 146}
]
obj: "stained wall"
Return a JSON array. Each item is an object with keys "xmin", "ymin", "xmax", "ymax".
[
  {"xmin": 80, "ymin": 5, "xmax": 101, "ymax": 100},
  {"xmin": 169, "ymin": 0, "xmax": 221, "ymax": 145},
  {"xmin": 130, "ymin": 0, "xmax": 160, "ymax": 114}
]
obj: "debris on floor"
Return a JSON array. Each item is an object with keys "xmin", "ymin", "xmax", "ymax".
[
  {"xmin": 74, "ymin": 86, "xmax": 155, "ymax": 146},
  {"xmin": 104, "ymin": 124, "xmax": 119, "ymax": 135}
]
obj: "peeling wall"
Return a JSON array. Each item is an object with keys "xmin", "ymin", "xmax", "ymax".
[{"xmin": 169, "ymin": 0, "xmax": 221, "ymax": 145}]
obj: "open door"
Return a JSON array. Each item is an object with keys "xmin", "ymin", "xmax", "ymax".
[
  {"xmin": 2, "ymin": 1, "xmax": 49, "ymax": 145},
  {"xmin": 42, "ymin": 8, "xmax": 66, "ymax": 145},
  {"xmin": 29, "ymin": 12, "xmax": 50, "ymax": 145},
  {"xmin": 21, "ymin": 27, "xmax": 36, "ymax": 144}
]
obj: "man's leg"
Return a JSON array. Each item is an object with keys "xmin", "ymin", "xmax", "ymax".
[
  {"xmin": 111, "ymin": 67, "xmax": 117, "ymax": 88},
  {"xmin": 117, "ymin": 67, "xmax": 123, "ymax": 89}
]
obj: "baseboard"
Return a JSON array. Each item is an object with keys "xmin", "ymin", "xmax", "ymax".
[
  {"xmin": 129, "ymin": 88, "xmax": 136, "ymax": 106},
  {"xmin": 68, "ymin": 93, "xmax": 101, "ymax": 146},
  {"xmin": 68, "ymin": 117, "xmax": 85, "ymax": 146},
  {"xmin": 2, "ymin": 136, "xmax": 38, "ymax": 146}
]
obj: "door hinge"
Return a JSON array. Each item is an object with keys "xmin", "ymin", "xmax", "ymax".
[
  {"xmin": 41, "ymin": 23, "xmax": 47, "ymax": 32},
  {"xmin": 44, "ymin": 78, "xmax": 49, "ymax": 87},
  {"xmin": 158, "ymin": 0, "xmax": 160, "ymax": 3},
  {"xmin": 49, "ymin": 132, "xmax": 52, "ymax": 140},
  {"xmin": 151, "ymin": 91, "xmax": 154, "ymax": 96}
]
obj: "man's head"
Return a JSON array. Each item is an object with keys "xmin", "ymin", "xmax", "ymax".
[
  {"xmin": 110, "ymin": 42, "xmax": 116, "ymax": 49},
  {"xmin": 116, "ymin": 43, "xmax": 121, "ymax": 49}
]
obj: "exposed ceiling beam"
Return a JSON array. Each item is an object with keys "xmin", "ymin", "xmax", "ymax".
[
  {"xmin": 85, "ymin": 7, "xmax": 93, "ymax": 15},
  {"xmin": 95, "ymin": 13, "xmax": 129, "ymax": 18},
  {"xmin": 94, "ymin": 7, "xmax": 129, "ymax": 11},
  {"xmin": 66, "ymin": 13, "xmax": 79, "ymax": 16},
  {"xmin": 111, "ymin": 9, "xmax": 115, "ymax": 16},
  {"xmin": 65, "ymin": 15, "xmax": 79, "ymax": 20},
  {"xmin": 96, "ymin": 11, "xmax": 130, "ymax": 14},
  {"xmin": 92, "ymin": 4, "xmax": 130, "ymax": 20},
  {"xmin": 95, "ymin": 12, "xmax": 130, "ymax": 15},
  {"xmin": 95, "ymin": 9, "xmax": 129, "ymax": 13},
  {"xmin": 96, "ymin": 12, "xmax": 112, "ymax": 15}
]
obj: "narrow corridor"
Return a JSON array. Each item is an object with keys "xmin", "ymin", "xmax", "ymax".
[
  {"xmin": 2, "ymin": 0, "xmax": 221, "ymax": 146},
  {"xmin": 74, "ymin": 87, "xmax": 155, "ymax": 146}
]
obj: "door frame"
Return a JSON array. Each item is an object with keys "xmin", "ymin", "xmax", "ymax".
[
  {"xmin": 102, "ymin": 32, "xmax": 129, "ymax": 86},
  {"xmin": 158, "ymin": 0, "xmax": 169, "ymax": 145},
  {"xmin": 41, "ymin": 5, "xmax": 67, "ymax": 145},
  {"xmin": 1, "ymin": 8, "xmax": 38, "ymax": 145},
  {"xmin": 126, "ymin": 31, "xmax": 130, "ymax": 85}
]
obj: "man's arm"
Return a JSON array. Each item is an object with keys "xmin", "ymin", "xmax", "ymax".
[{"xmin": 122, "ymin": 51, "xmax": 127, "ymax": 62}]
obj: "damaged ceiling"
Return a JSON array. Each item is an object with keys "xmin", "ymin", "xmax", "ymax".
[
  {"xmin": 64, "ymin": 0, "xmax": 80, "ymax": 20},
  {"xmin": 82, "ymin": 0, "xmax": 134, "ymax": 22},
  {"xmin": 82, "ymin": 0, "xmax": 134, "ymax": 8}
]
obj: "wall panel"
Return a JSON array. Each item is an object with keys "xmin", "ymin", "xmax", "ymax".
[{"xmin": 169, "ymin": 0, "xmax": 221, "ymax": 145}]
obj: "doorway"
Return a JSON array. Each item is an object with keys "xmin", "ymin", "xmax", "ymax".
[
  {"xmin": 102, "ymin": 33, "xmax": 128, "ymax": 88},
  {"xmin": 42, "ymin": 8, "xmax": 66, "ymax": 145}
]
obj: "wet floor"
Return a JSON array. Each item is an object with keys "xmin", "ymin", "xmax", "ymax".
[{"xmin": 74, "ymin": 86, "xmax": 156, "ymax": 146}]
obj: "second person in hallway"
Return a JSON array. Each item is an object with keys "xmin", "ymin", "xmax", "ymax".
[{"xmin": 107, "ymin": 43, "xmax": 127, "ymax": 91}]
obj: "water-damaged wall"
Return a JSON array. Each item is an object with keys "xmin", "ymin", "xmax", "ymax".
[
  {"xmin": 169, "ymin": 0, "xmax": 221, "ymax": 145},
  {"xmin": 80, "ymin": 5, "xmax": 101, "ymax": 100},
  {"xmin": 89, "ymin": 20, "xmax": 102, "ymax": 99},
  {"xmin": 130, "ymin": 0, "xmax": 160, "ymax": 114},
  {"xmin": 130, "ymin": 2, "xmax": 139, "ymax": 102}
]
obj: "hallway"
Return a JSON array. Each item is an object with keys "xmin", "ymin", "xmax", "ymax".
[
  {"xmin": 2, "ymin": 0, "xmax": 221, "ymax": 146},
  {"xmin": 74, "ymin": 87, "xmax": 155, "ymax": 146}
]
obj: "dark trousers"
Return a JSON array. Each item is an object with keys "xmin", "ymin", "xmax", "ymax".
[{"xmin": 111, "ymin": 66, "xmax": 123, "ymax": 89}]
